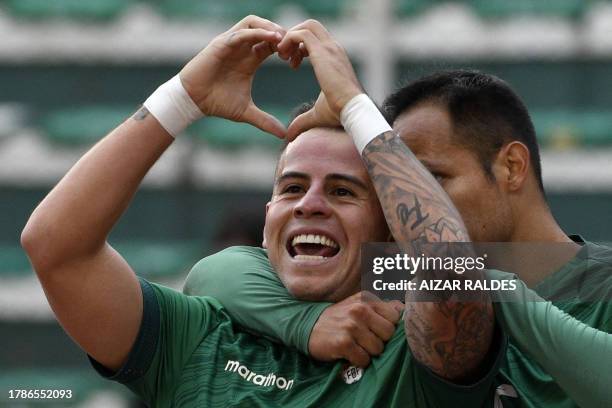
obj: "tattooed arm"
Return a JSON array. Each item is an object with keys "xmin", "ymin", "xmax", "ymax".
[
  {"xmin": 281, "ymin": 19, "xmax": 493, "ymax": 382},
  {"xmin": 362, "ymin": 133, "xmax": 493, "ymax": 382}
]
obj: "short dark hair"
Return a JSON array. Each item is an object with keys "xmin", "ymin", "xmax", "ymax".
[
  {"xmin": 383, "ymin": 70, "xmax": 544, "ymax": 192},
  {"xmin": 273, "ymin": 101, "xmax": 345, "ymax": 181}
]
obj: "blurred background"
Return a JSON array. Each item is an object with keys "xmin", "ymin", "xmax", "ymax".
[{"xmin": 1, "ymin": 0, "xmax": 612, "ymax": 406}]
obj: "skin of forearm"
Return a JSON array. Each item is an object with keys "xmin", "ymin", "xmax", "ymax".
[
  {"xmin": 22, "ymin": 107, "xmax": 172, "ymax": 271},
  {"xmin": 362, "ymin": 131, "xmax": 494, "ymax": 381}
]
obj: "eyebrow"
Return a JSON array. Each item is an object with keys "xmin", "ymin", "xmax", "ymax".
[{"xmin": 276, "ymin": 171, "xmax": 369, "ymax": 191}]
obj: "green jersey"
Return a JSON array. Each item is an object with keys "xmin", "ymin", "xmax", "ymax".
[
  {"xmin": 184, "ymin": 241, "xmax": 612, "ymax": 407},
  {"xmin": 92, "ymin": 274, "xmax": 506, "ymax": 407},
  {"xmin": 495, "ymin": 238, "xmax": 612, "ymax": 407}
]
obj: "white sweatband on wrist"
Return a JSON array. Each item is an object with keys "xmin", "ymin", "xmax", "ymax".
[
  {"xmin": 143, "ymin": 74, "xmax": 204, "ymax": 137},
  {"xmin": 340, "ymin": 93, "xmax": 392, "ymax": 154}
]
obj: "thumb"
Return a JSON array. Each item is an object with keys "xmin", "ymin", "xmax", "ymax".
[
  {"xmin": 287, "ymin": 108, "xmax": 318, "ymax": 142},
  {"xmin": 242, "ymin": 103, "xmax": 287, "ymax": 139}
]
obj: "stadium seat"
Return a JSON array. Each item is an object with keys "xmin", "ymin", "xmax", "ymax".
[
  {"xmin": 41, "ymin": 106, "xmax": 133, "ymax": 146},
  {"xmin": 0, "ymin": 244, "xmax": 31, "ymax": 277},
  {"xmin": 396, "ymin": 0, "xmax": 432, "ymax": 17},
  {"xmin": 155, "ymin": 0, "xmax": 278, "ymax": 21},
  {"xmin": 532, "ymin": 110, "xmax": 612, "ymax": 148},
  {"xmin": 191, "ymin": 106, "xmax": 289, "ymax": 150},
  {"xmin": 470, "ymin": 0, "xmax": 588, "ymax": 20},
  {"xmin": 292, "ymin": 0, "xmax": 347, "ymax": 18},
  {"xmin": 114, "ymin": 240, "xmax": 204, "ymax": 279},
  {"xmin": 5, "ymin": 0, "xmax": 131, "ymax": 21}
]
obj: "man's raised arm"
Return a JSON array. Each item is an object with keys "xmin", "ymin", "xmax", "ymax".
[
  {"xmin": 278, "ymin": 19, "xmax": 493, "ymax": 382},
  {"xmin": 21, "ymin": 16, "xmax": 286, "ymax": 372}
]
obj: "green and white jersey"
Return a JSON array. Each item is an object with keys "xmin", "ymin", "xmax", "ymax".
[{"xmin": 91, "ymin": 276, "xmax": 506, "ymax": 407}]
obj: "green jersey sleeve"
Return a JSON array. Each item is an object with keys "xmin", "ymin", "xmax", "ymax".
[
  {"xmin": 89, "ymin": 278, "xmax": 225, "ymax": 406},
  {"xmin": 183, "ymin": 246, "xmax": 331, "ymax": 355},
  {"xmin": 490, "ymin": 269, "xmax": 612, "ymax": 407}
]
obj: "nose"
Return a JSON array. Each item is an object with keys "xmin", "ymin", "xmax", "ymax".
[{"xmin": 293, "ymin": 185, "xmax": 331, "ymax": 218}]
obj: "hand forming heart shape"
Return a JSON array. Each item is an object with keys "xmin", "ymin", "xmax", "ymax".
[{"xmin": 179, "ymin": 15, "xmax": 364, "ymax": 142}]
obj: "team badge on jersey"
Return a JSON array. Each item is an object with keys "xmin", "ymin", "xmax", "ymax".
[{"xmin": 341, "ymin": 365, "xmax": 363, "ymax": 384}]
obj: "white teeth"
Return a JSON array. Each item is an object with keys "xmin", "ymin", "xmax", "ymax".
[
  {"xmin": 291, "ymin": 234, "xmax": 338, "ymax": 248},
  {"xmin": 294, "ymin": 255, "xmax": 326, "ymax": 261}
]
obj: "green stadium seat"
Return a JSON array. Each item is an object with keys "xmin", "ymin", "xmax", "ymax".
[
  {"xmin": 532, "ymin": 110, "xmax": 612, "ymax": 148},
  {"xmin": 470, "ymin": 0, "xmax": 588, "ymax": 20},
  {"xmin": 0, "ymin": 244, "xmax": 31, "ymax": 277},
  {"xmin": 191, "ymin": 106, "xmax": 289, "ymax": 150},
  {"xmin": 155, "ymin": 0, "xmax": 278, "ymax": 21},
  {"xmin": 292, "ymin": 0, "xmax": 347, "ymax": 18},
  {"xmin": 6, "ymin": 0, "xmax": 131, "ymax": 21},
  {"xmin": 396, "ymin": 0, "xmax": 432, "ymax": 17},
  {"xmin": 41, "ymin": 106, "xmax": 133, "ymax": 146},
  {"xmin": 114, "ymin": 240, "xmax": 204, "ymax": 279}
]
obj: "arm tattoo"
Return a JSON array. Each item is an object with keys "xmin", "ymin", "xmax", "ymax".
[
  {"xmin": 397, "ymin": 197, "xmax": 429, "ymax": 230},
  {"xmin": 132, "ymin": 106, "xmax": 150, "ymax": 121},
  {"xmin": 362, "ymin": 131, "xmax": 493, "ymax": 381}
]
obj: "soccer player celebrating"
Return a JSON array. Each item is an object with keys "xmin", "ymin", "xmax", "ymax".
[
  {"xmin": 22, "ymin": 16, "xmax": 500, "ymax": 407},
  {"xmin": 187, "ymin": 36, "xmax": 612, "ymax": 408}
]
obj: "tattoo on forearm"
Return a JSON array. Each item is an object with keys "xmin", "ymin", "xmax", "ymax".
[
  {"xmin": 362, "ymin": 131, "xmax": 493, "ymax": 381},
  {"xmin": 132, "ymin": 106, "xmax": 150, "ymax": 121},
  {"xmin": 396, "ymin": 197, "xmax": 429, "ymax": 230},
  {"xmin": 404, "ymin": 301, "xmax": 493, "ymax": 381},
  {"xmin": 363, "ymin": 132, "xmax": 469, "ymax": 245}
]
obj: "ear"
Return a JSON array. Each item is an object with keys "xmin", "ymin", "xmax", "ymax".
[
  {"xmin": 262, "ymin": 202, "xmax": 271, "ymax": 248},
  {"xmin": 495, "ymin": 141, "xmax": 530, "ymax": 192}
]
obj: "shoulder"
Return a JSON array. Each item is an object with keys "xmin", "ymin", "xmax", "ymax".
[
  {"xmin": 193, "ymin": 246, "xmax": 270, "ymax": 271},
  {"xmin": 584, "ymin": 241, "xmax": 612, "ymax": 269},
  {"xmin": 184, "ymin": 246, "xmax": 276, "ymax": 295}
]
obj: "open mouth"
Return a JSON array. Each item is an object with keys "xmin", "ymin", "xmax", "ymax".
[{"xmin": 287, "ymin": 233, "xmax": 340, "ymax": 261}]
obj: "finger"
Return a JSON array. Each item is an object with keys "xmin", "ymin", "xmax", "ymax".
[
  {"xmin": 364, "ymin": 307, "xmax": 397, "ymax": 342},
  {"xmin": 370, "ymin": 300, "xmax": 402, "ymax": 324},
  {"xmin": 287, "ymin": 19, "xmax": 330, "ymax": 41},
  {"xmin": 232, "ymin": 15, "xmax": 285, "ymax": 35},
  {"xmin": 242, "ymin": 103, "xmax": 287, "ymax": 139},
  {"xmin": 352, "ymin": 326, "xmax": 385, "ymax": 357},
  {"xmin": 226, "ymin": 28, "xmax": 282, "ymax": 49},
  {"xmin": 289, "ymin": 43, "xmax": 308, "ymax": 69},
  {"xmin": 344, "ymin": 342, "xmax": 371, "ymax": 368},
  {"xmin": 252, "ymin": 41, "xmax": 276, "ymax": 63},
  {"xmin": 391, "ymin": 300, "xmax": 405, "ymax": 314},
  {"xmin": 277, "ymin": 29, "xmax": 319, "ymax": 60},
  {"xmin": 289, "ymin": 52, "xmax": 303, "ymax": 69},
  {"xmin": 286, "ymin": 109, "xmax": 318, "ymax": 142}
]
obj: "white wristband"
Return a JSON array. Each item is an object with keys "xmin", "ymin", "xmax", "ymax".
[
  {"xmin": 143, "ymin": 75, "xmax": 204, "ymax": 137},
  {"xmin": 340, "ymin": 93, "xmax": 392, "ymax": 154}
]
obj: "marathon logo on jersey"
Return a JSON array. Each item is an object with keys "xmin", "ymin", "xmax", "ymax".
[{"xmin": 224, "ymin": 360, "xmax": 294, "ymax": 391}]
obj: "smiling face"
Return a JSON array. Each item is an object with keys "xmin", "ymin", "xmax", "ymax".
[
  {"xmin": 393, "ymin": 102, "xmax": 513, "ymax": 243},
  {"xmin": 264, "ymin": 128, "xmax": 389, "ymax": 302}
]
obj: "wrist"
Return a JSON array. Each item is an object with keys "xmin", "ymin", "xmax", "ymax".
[
  {"xmin": 340, "ymin": 94, "xmax": 392, "ymax": 154},
  {"xmin": 143, "ymin": 74, "xmax": 204, "ymax": 137}
]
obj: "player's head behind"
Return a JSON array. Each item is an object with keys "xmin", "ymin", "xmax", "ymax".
[
  {"xmin": 263, "ymin": 103, "xmax": 389, "ymax": 303},
  {"xmin": 384, "ymin": 70, "xmax": 545, "ymax": 242}
]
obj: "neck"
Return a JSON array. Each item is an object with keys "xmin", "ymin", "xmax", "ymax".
[
  {"xmin": 507, "ymin": 197, "xmax": 581, "ymax": 285},
  {"xmin": 509, "ymin": 195, "xmax": 573, "ymax": 243}
]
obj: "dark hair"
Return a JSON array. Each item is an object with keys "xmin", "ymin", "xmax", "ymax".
[
  {"xmin": 383, "ymin": 70, "xmax": 544, "ymax": 192},
  {"xmin": 274, "ymin": 101, "xmax": 346, "ymax": 180}
]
